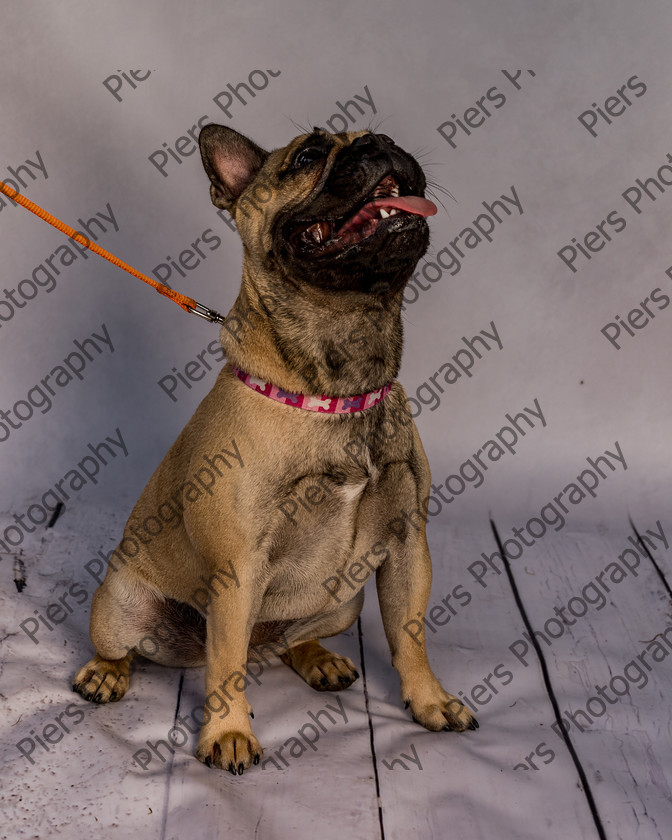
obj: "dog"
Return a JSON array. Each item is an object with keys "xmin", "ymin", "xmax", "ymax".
[{"xmin": 72, "ymin": 125, "xmax": 478, "ymax": 774}]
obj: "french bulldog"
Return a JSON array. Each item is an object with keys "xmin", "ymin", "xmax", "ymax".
[{"xmin": 73, "ymin": 125, "xmax": 478, "ymax": 774}]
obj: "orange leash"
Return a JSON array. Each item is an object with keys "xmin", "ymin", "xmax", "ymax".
[{"xmin": 0, "ymin": 180, "xmax": 225, "ymax": 325}]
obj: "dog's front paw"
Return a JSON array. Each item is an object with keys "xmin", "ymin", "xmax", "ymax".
[
  {"xmin": 196, "ymin": 728, "xmax": 263, "ymax": 775},
  {"xmin": 404, "ymin": 683, "xmax": 478, "ymax": 733}
]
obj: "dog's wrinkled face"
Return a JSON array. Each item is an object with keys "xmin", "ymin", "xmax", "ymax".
[{"xmin": 199, "ymin": 126, "xmax": 436, "ymax": 295}]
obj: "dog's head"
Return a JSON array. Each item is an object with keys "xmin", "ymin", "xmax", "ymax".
[{"xmin": 199, "ymin": 125, "xmax": 436, "ymax": 296}]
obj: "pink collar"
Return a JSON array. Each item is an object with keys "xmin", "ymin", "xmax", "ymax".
[{"xmin": 232, "ymin": 366, "xmax": 392, "ymax": 413}]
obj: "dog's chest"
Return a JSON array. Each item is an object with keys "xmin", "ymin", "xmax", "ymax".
[{"xmin": 258, "ymin": 458, "xmax": 414, "ymax": 619}]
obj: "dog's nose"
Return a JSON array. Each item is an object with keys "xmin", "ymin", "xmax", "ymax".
[
  {"xmin": 348, "ymin": 133, "xmax": 388, "ymax": 163},
  {"xmin": 349, "ymin": 133, "xmax": 376, "ymax": 150}
]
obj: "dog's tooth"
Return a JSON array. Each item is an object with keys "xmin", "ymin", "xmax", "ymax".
[
  {"xmin": 379, "ymin": 208, "xmax": 390, "ymax": 219},
  {"xmin": 389, "ymin": 208, "xmax": 399, "ymax": 216},
  {"xmin": 305, "ymin": 221, "xmax": 328, "ymax": 243}
]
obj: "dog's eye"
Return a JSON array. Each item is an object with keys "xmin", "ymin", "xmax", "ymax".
[
  {"xmin": 377, "ymin": 134, "xmax": 395, "ymax": 146},
  {"xmin": 293, "ymin": 147, "xmax": 325, "ymax": 169}
]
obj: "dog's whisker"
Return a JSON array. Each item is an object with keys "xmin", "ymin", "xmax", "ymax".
[
  {"xmin": 425, "ymin": 187, "xmax": 451, "ymax": 215},
  {"xmin": 426, "ymin": 180, "xmax": 456, "ymax": 202},
  {"xmin": 367, "ymin": 115, "xmax": 393, "ymax": 134},
  {"xmin": 287, "ymin": 115, "xmax": 313, "ymax": 136}
]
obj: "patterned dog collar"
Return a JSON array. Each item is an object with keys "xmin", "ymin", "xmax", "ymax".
[{"xmin": 232, "ymin": 366, "xmax": 392, "ymax": 413}]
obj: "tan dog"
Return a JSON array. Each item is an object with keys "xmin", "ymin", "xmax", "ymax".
[{"xmin": 73, "ymin": 125, "xmax": 477, "ymax": 774}]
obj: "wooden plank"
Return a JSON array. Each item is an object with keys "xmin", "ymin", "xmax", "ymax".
[
  {"xmin": 161, "ymin": 627, "xmax": 381, "ymax": 839},
  {"xmin": 492, "ymin": 522, "xmax": 672, "ymax": 840},
  {"xmin": 361, "ymin": 519, "xmax": 603, "ymax": 840},
  {"xmin": 0, "ymin": 502, "xmax": 382, "ymax": 838},
  {"xmin": 5, "ymin": 501, "xmax": 671, "ymax": 838},
  {"xmin": 0, "ymin": 503, "xmax": 174, "ymax": 839}
]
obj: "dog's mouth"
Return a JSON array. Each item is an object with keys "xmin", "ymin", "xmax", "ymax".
[{"xmin": 290, "ymin": 174, "xmax": 437, "ymax": 257}]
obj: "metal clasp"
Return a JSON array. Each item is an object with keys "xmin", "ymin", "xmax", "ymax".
[{"xmin": 188, "ymin": 302, "xmax": 226, "ymax": 325}]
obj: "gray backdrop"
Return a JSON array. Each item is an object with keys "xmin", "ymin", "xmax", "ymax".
[{"xmin": 1, "ymin": 0, "xmax": 670, "ymax": 544}]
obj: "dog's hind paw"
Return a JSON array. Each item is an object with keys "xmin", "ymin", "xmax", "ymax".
[
  {"xmin": 281, "ymin": 640, "xmax": 360, "ymax": 692},
  {"xmin": 72, "ymin": 653, "xmax": 132, "ymax": 703}
]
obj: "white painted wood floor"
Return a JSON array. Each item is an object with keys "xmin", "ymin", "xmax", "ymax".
[{"xmin": 1, "ymin": 501, "xmax": 671, "ymax": 840}]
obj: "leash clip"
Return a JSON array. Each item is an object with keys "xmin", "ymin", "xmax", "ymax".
[{"xmin": 188, "ymin": 302, "xmax": 226, "ymax": 325}]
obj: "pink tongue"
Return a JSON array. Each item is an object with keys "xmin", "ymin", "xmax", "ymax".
[
  {"xmin": 338, "ymin": 195, "xmax": 437, "ymax": 235},
  {"xmin": 370, "ymin": 195, "xmax": 437, "ymax": 217}
]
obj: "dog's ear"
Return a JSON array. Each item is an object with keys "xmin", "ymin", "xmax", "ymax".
[{"xmin": 199, "ymin": 124, "xmax": 268, "ymax": 211}]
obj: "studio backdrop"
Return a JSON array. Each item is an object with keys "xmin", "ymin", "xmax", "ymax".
[{"xmin": 1, "ymin": 1, "xmax": 670, "ymax": 540}]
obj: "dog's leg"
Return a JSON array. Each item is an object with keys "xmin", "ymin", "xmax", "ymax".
[
  {"xmin": 194, "ymin": 565, "xmax": 264, "ymax": 774},
  {"xmin": 376, "ymin": 532, "xmax": 478, "ymax": 733},
  {"xmin": 279, "ymin": 592, "xmax": 364, "ymax": 690},
  {"xmin": 73, "ymin": 567, "xmax": 207, "ymax": 703},
  {"xmin": 72, "ymin": 577, "xmax": 141, "ymax": 703}
]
